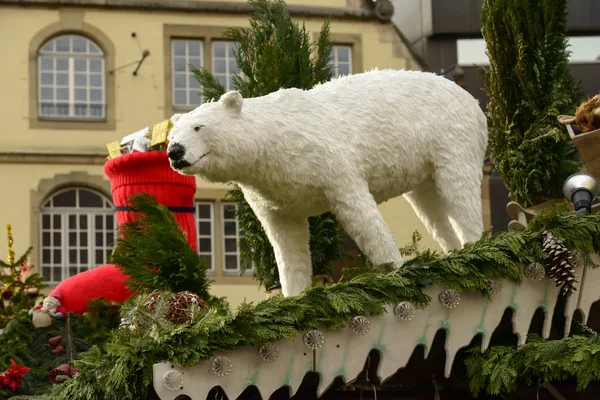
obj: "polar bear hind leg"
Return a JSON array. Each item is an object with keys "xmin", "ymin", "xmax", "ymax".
[
  {"xmin": 434, "ymin": 164, "xmax": 484, "ymax": 247},
  {"xmin": 326, "ymin": 182, "xmax": 405, "ymax": 269},
  {"xmin": 403, "ymin": 181, "xmax": 462, "ymax": 253}
]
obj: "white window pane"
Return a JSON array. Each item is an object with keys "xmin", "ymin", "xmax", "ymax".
[
  {"xmin": 40, "ymin": 57, "xmax": 53, "ymax": 70},
  {"xmin": 568, "ymin": 36, "xmax": 600, "ymax": 62},
  {"xmin": 174, "ymin": 90, "xmax": 187, "ymax": 105},
  {"xmin": 41, "ymin": 42, "xmax": 54, "ymax": 52},
  {"xmin": 40, "ymin": 103, "xmax": 54, "ymax": 115},
  {"xmin": 56, "ymin": 88, "xmax": 69, "ymax": 100},
  {"xmin": 40, "ymin": 72, "xmax": 53, "ymax": 85},
  {"xmin": 89, "ymin": 74, "xmax": 102, "ymax": 87},
  {"xmin": 228, "ymin": 43, "xmax": 237, "ymax": 57},
  {"xmin": 216, "ymin": 75, "xmax": 226, "ymax": 87},
  {"xmin": 89, "ymin": 42, "xmax": 101, "ymax": 54},
  {"xmin": 75, "ymin": 73, "xmax": 87, "ymax": 86},
  {"xmin": 90, "ymin": 89, "xmax": 102, "ymax": 101},
  {"xmin": 188, "ymin": 57, "xmax": 202, "ymax": 70},
  {"xmin": 90, "ymin": 105, "xmax": 103, "ymax": 116},
  {"xmin": 173, "ymin": 40, "xmax": 186, "ymax": 56},
  {"xmin": 75, "ymin": 88, "xmax": 87, "ymax": 101},
  {"xmin": 56, "ymin": 73, "xmax": 68, "ymax": 86},
  {"xmin": 41, "ymin": 87, "xmax": 53, "ymax": 100},
  {"xmin": 74, "ymin": 59, "xmax": 87, "ymax": 72},
  {"xmin": 189, "ymin": 92, "xmax": 202, "ymax": 106},
  {"xmin": 73, "ymin": 36, "xmax": 86, "ymax": 52},
  {"xmin": 228, "ymin": 59, "xmax": 238, "ymax": 73},
  {"xmin": 174, "ymin": 73, "xmax": 187, "ymax": 88},
  {"xmin": 338, "ymin": 63, "xmax": 350, "ymax": 76},
  {"xmin": 214, "ymin": 59, "xmax": 226, "ymax": 73},
  {"xmin": 56, "ymin": 58, "xmax": 68, "ymax": 71},
  {"xmin": 75, "ymin": 104, "xmax": 88, "ymax": 116},
  {"xmin": 225, "ymin": 255, "xmax": 238, "ymax": 270},
  {"xmin": 57, "ymin": 104, "xmax": 69, "ymax": 115},
  {"xmin": 56, "ymin": 36, "xmax": 70, "ymax": 52},
  {"xmin": 189, "ymin": 75, "xmax": 200, "ymax": 89},
  {"xmin": 213, "ymin": 42, "xmax": 226, "ymax": 58},
  {"xmin": 173, "ymin": 57, "xmax": 186, "ymax": 72},
  {"xmin": 188, "ymin": 42, "xmax": 201, "ymax": 56},
  {"xmin": 90, "ymin": 60, "xmax": 102, "ymax": 72},
  {"xmin": 457, "ymin": 38, "xmax": 489, "ymax": 66},
  {"xmin": 337, "ymin": 47, "xmax": 349, "ymax": 62}
]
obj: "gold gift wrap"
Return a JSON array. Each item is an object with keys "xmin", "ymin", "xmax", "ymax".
[
  {"xmin": 106, "ymin": 141, "xmax": 122, "ymax": 159},
  {"xmin": 150, "ymin": 119, "xmax": 173, "ymax": 150}
]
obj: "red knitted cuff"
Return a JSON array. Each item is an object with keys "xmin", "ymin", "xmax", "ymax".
[{"xmin": 104, "ymin": 151, "xmax": 195, "ymax": 187}]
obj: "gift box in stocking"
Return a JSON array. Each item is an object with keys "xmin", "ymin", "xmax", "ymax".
[{"xmin": 40, "ymin": 152, "xmax": 198, "ymax": 319}]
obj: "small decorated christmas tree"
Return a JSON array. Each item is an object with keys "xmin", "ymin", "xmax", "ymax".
[
  {"xmin": 0, "ymin": 225, "xmax": 46, "ymax": 329},
  {"xmin": 191, "ymin": 0, "xmax": 346, "ymax": 289}
]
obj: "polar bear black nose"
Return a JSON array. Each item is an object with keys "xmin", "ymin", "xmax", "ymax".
[{"xmin": 167, "ymin": 143, "xmax": 185, "ymax": 162}]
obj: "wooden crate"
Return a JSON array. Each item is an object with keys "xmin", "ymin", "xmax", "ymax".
[{"xmin": 567, "ymin": 123, "xmax": 600, "ymax": 179}]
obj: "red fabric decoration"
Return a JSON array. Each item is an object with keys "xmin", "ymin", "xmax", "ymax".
[
  {"xmin": 104, "ymin": 151, "xmax": 198, "ymax": 251},
  {"xmin": 0, "ymin": 359, "xmax": 31, "ymax": 392},
  {"xmin": 46, "ymin": 151, "xmax": 198, "ymax": 314}
]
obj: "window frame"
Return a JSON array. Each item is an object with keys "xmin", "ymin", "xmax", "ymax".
[
  {"xmin": 29, "ymin": 20, "xmax": 116, "ymax": 130},
  {"xmin": 164, "ymin": 25, "xmax": 236, "ymax": 119},
  {"xmin": 195, "ymin": 201, "xmax": 216, "ymax": 274},
  {"xmin": 39, "ymin": 187, "xmax": 115, "ymax": 284},
  {"xmin": 330, "ymin": 45, "xmax": 354, "ymax": 77},
  {"xmin": 171, "ymin": 39, "xmax": 204, "ymax": 109},
  {"xmin": 38, "ymin": 34, "xmax": 106, "ymax": 121},
  {"xmin": 312, "ymin": 33, "xmax": 363, "ymax": 78}
]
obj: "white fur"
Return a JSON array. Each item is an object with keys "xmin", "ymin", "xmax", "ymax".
[{"xmin": 168, "ymin": 69, "xmax": 488, "ymax": 297}]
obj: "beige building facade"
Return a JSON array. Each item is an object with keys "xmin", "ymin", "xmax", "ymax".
[{"xmin": 0, "ymin": 0, "xmax": 490, "ymax": 307}]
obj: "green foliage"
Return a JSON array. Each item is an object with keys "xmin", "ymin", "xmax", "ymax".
[
  {"xmin": 481, "ymin": 0, "xmax": 584, "ymax": 207},
  {"xmin": 0, "ymin": 302, "xmax": 121, "ymax": 400},
  {"xmin": 0, "ymin": 229, "xmax": 47, "ymax": 329},
  {"xmin": 108, "ymin": 193, "xmax": 211, "ymax": 299},
  {"xmin": 35, "ymin": 206, "xmax": 600, "ymax": 400},
  {"xmin": 466, "ymin": 334, "xmax": 600, "ymax": 395},
  {"xmin": 190, "ymin": 0, "xmax": 345, "ymax": 288}
]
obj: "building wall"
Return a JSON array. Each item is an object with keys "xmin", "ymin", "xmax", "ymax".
[{"xmin": 0, "ymin": 2, "xmax": 448, "ymax": 307}]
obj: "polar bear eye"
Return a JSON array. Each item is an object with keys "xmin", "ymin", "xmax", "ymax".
[{"xmin": 194, "ymin": 126, "xmax": 201, "ymax": 132}]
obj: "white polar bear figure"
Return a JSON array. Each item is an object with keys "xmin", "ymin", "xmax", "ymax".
[{"xmin": 167, "ymin": 69, "xmax": 488, "ymax": 297}]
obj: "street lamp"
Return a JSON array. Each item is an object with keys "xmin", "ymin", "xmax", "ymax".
[{"xmin": 563, "ymin": 172, "xmax": 599, "ymax": 215}]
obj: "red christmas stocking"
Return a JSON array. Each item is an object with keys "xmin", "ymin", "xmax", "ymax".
[{"xmin": 38, "ymin": 152, "xmax": 197, "ymax": 318}]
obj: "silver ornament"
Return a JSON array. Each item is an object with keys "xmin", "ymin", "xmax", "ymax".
[
  {"xmin": 349, "ymin": 316, "xmax": 370, "ymax": 336},
  {"xmin": 439, "ymin": 288, "xmax": 460, "ymax": 309},
  {"xmin": 163, "ymin": 370, "xmax": 183, "ymax": 391},
  {"xmin": 394, "ymin": 301, "xmax": 416, "ymax": 321},
  {"xmin": 487, "ymin": 279, "xmax": 503, "ymax": 294},
  {"xmin": 258, "ymin": 343, "xmax": 279, "ymax": 362},
  {"xmin": 211, "ymin": 356, "xmax": 232, "ymax": 377},
  {"xmin": 303, "ymin": 329, "xmax": 324, "ymax": 350},
  {"xmin": 524, "ymin": 262, "xmax": 545, "ymax": 281}
]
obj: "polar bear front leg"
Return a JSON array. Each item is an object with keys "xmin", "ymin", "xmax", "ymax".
[
  {"xmin": 326, "ymin": 183, "xmax": 405, "ymax": 269},
  {"xmin": 241, "ymin": 189, "xmax": 312, "ymax": 297}
]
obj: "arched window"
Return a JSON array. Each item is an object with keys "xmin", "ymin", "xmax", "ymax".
[
  {"xmin": 40, "ymin": 187, "xmax": 115, "ymax": 283},
  {"xmin": 38, "ymin": 34, "xmax": 105, "ymax": 120}
]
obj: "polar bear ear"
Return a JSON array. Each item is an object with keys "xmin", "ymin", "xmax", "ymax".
[
  {"xmin": 219, "ymin": 91, "xmax": 244, "ymax": 113},
  {"xmin": 170, "ymin": 113, "xmax": 184, "ymax": 124}
]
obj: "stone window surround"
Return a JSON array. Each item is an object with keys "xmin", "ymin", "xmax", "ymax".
[
  {"xmin": 29, "ymin": 10, "xmax": 116, "ymax": 130},
  {"xmin": 164, "ymin": 25, "xmax": 364, "ymax": 119},
  {"xmin": 30, "ymin": 172, "xmax": 254, "ymax": 285}
]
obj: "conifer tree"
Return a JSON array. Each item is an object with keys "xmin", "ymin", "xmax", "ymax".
[
  {"xmin": 481, "ymin": 0, "xmax": 584, "ymax": 207},
  {"xmin": 191, "ymin": 0, "xmax": 345, "ymax": 289}
]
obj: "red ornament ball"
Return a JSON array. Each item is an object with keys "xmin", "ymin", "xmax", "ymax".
[{"xmin": 1, "ymin": 289, "xmax": 12, "ymax": 299}]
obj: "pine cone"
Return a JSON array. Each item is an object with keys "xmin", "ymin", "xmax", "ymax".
[
  {"xmin": 542, "ymin": 231, "xmax": 578, "ymax": 295},
  {"xmin": 144, "ymin": 291, "xmax": 208, "ymax": 324}
]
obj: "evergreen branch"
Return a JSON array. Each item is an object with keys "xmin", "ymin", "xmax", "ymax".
[
  {"xmin": 40, "ymin": 206, "xmax": 600, "ymax": 400},
  {"xmin": 108, "ymin": 193, "xmax": 211, "ymax": 299}
]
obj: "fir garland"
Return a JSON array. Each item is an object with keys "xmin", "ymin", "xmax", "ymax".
[
  {"xmin": 465, "ymin": 333, "xmax": 600, "ymax": 395},
  {"xmin": 34, "ymin": 205, "xmax": 600, "ymax": 400}
]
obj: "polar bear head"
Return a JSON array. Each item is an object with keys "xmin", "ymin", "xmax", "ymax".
[{"xmin": 167, "ymin": 91, "xmax": 247, "ymax": 182}]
